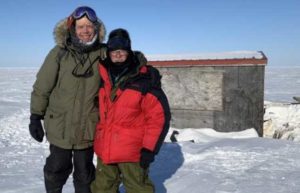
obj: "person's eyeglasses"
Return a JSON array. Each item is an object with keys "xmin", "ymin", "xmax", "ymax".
[
  {"xmin": 72, "ymin": 57, "xmax": 94, "ymax": 78},
  {"xmin": 72, "ymin": 6, "xmax": 97, "ymax": 22},
  {"xmin": 109, "ymin": 50, "xmax": 128, "ymax": 57},
  {"xmin": 72, "ymin": 65, "xmax": 94, "ymax": 78}
]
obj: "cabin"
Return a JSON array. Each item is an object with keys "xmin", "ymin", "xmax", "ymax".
[{"xmin": 148, "ymin": 51, "xmax": 268, "ymax": 136}]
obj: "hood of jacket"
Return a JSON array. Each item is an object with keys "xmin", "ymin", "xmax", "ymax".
[{"xmin": 53, "ymin": 17, "xmax": 106, "ymax": 48}]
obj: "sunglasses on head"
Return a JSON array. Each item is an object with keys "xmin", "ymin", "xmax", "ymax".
[{"xmin": 72, "ymin": 6, "xmax": 97, "ymax": 22}]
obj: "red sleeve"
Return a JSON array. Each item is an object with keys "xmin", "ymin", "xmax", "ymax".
[{"xmin": 141, "ymin": 90, "xmax": 170, "ymax": 153}]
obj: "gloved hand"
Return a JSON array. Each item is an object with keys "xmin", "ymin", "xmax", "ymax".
[
  {"xmin": 140, "ymin": 148, "xmax": 155, "ymax": 169},
  {"xmin": 29, "ymin": 114, "xmax": 44, "ymax": 142}
]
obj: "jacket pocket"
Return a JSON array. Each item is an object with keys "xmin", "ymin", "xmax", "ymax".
[
  {"xmin": 44, "ymin": 109, "xmax": 66, "ymax": 140},
  {"xmin": 84, "ymin": 109, "xmax": 99, "ymax": 140}
]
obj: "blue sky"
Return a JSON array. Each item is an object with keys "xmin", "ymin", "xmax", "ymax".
[{"xmin": 0, "ymin": 0, "xmax": 299, "ymax": 67}]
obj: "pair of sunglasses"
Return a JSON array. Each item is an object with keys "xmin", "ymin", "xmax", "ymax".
[{"xmin": 72, "ymin": 6, "xmax": 97, "ymax": 22}]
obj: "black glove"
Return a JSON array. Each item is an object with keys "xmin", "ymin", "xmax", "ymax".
[
  {"xmin": 140, "ymin": 148, "xmax": 155, "ymax": 169},
  {"xmin": 29, "ymin": 114, "xmax": 44, "ymax": 142}
]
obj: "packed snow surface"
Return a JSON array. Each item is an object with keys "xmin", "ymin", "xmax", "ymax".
[{"xmin": 1, "ymin": 67, "xmax": 300, "ymax": 193}]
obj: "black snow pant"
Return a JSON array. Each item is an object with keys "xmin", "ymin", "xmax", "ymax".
[{"xmin": 44, "ymin": 144, "xmax": 95, "ymax": 193}]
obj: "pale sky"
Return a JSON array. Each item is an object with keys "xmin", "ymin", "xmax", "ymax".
[{"xmin": 0, "ymin": 0, "xmax": 299, "ymax": 67}]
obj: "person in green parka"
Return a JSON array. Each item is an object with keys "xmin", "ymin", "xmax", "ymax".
[
  {"xmin": 29, "ymin": 6, "xmax": 106, "ymax": 193},
  {"xmin": 29, "ymin": 6, "xmax": 104, "ymax": 193}
]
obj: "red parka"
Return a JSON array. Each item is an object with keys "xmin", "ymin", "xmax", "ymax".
[{"xmin": 94, "ymin": 61, "xmax": 171, "ymax": 164}]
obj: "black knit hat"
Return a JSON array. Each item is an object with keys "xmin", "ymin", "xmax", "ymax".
[{"xmin": 107, "ymin": 28, "xmax": 131, "ymax": 51}]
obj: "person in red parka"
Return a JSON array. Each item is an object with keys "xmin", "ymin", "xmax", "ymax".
[{"xmin": 91, "ymin": 28, "xmax": 171, "ymax": 193}]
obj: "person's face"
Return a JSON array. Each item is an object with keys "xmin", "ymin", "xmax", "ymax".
[
  {"xmin": 75, "ymin": 16, "xmax": 96, "ymax": 43},
  {"xmin": 109, "ymin": 50, "xmax": 128, "ymax": 64}
]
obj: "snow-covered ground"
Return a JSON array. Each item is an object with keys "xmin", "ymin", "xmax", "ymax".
[
  {"xmin": 0, "ymin": 67, "xmax": 300, "ymax": 193},
  {"xmin": 264, "ymin": 101, "xmax": 300, "ymax": 141},
  {"xmin": 265, "ymin": 66, "xmax": 300, "ymax": 103}
]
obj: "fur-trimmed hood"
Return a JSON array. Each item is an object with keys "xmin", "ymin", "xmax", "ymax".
[{"xmin": 53, "ymin": 17, "xmax": 106, "ymax": 48}]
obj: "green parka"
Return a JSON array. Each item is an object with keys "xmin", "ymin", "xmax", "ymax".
[{"xmin": 30, "ymin": 18, "xmax": 106, "ymax": 149}]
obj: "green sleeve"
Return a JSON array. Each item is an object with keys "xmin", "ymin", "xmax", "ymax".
[{"xmin": 30, "ymin": 46, "xmax": 61, "ymax": 116}]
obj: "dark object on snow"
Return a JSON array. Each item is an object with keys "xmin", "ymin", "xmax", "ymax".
[
  {"xmin": 170, "ymin": 130, "xmax": 195, "ymax": 143},
  {"xmin": 29, "ymin": 114, "xmax": 44, "ymax": 142},
  {"xmin": 140, "ymin": 148, "xmax": 155, "ymax": 169},
  {"xmin": 293, "ymin": 96, "xmax": 300, "ymax": 103},
  {"xmin": 170, "ymin": 130, "xmax": 179, "ymax": 142}
]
